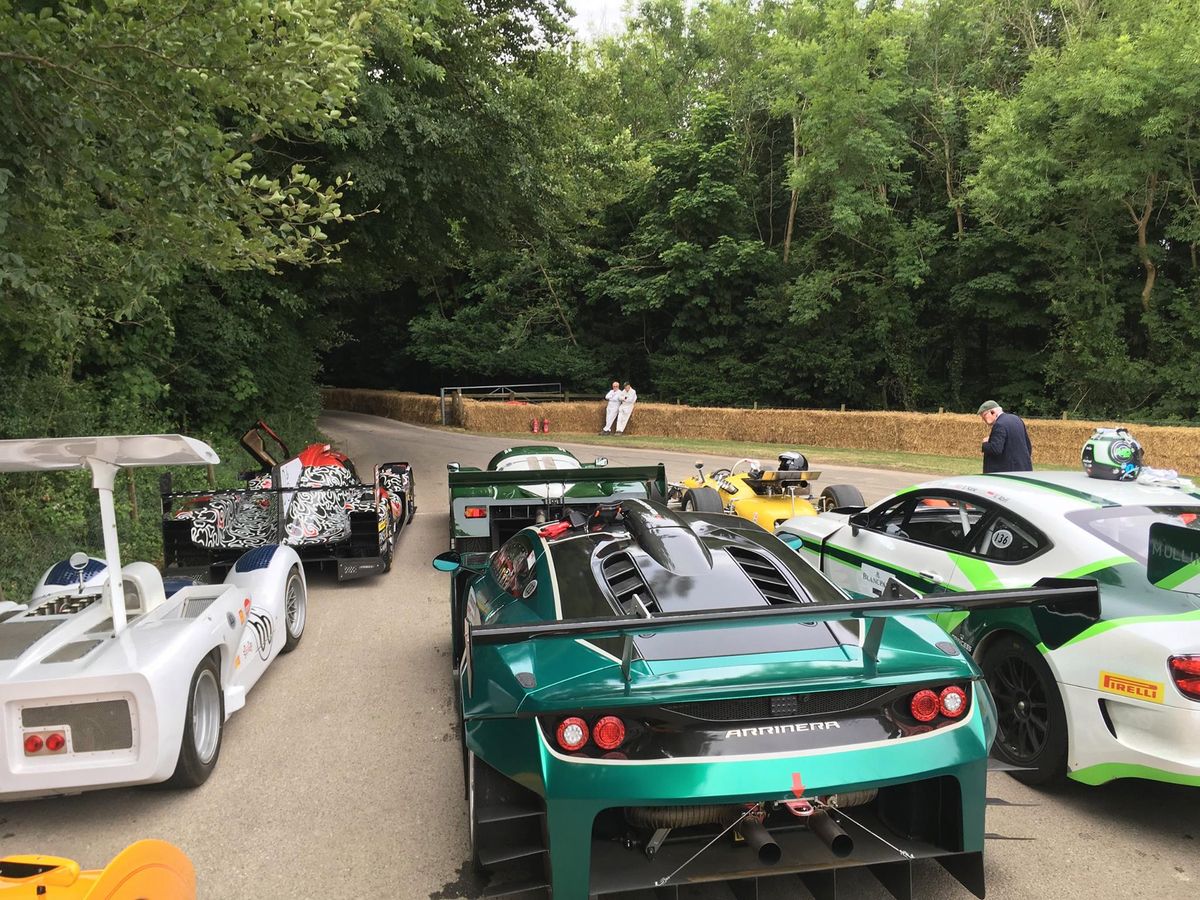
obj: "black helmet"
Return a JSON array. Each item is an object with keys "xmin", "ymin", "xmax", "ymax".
[
  {"xmin": 1081, "ymin": 428, "xmax": 1144, "ymax": 481},
  {"xmin": 778, "ymin": 451, "xmax": 809, "ymax": 472}
]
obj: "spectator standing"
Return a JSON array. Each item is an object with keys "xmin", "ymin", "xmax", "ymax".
[
  {"xmin": 978, "ymin": 400, "xmax": 1033, "ymax": 473},
  {"xmin": 600, "ymin": 381, "xmax": 622, "ymax": 434},
  {"xmin": 616, "ymin": 382, "xmax": 637, "ymax": 434}
]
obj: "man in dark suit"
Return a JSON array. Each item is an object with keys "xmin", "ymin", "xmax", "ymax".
[{"xmin": 978, "ymin": 400, "xmax": 1033, "ymax": 473}]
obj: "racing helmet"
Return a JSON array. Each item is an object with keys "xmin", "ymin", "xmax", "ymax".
[
  {"xmin": 778, "ymin": 451, "xmax": 809, "ymax": 472},
  {"xmin": 1081, "ymin": 428, "xmax": 1143, "ymax": 481}
]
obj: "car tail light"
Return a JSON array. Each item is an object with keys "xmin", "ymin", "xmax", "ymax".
[
  {"xmin": 556, "ymin": 717, "xmax": 589, "ymax": 752},
  {"xmin": 593, "ymin": 716, "xmax": 626, "ymax": 750},
  {"xmin": 23, "ymin": 734, "xmax": 43, "ymax": 755},
  {"xmin": 1169, "ymin": 655, "xmax": 1200, "ymax": 701},
  {"xmin": 939, "ymin": 685, "xmax": 967, "ymax": 718},
  {"xmin": 910, "ymin": 689, "xmax": 940, "ymax": 722},
  {"xmin": 465, "ymin": 506, "xmax": 487, "ymax": 519},
  {"xmin": 45, "ymin": 732, "xmax": 67, "ymax": 752}
]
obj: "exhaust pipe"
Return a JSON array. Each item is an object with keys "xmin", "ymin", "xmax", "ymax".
[
  {"xmin": 809, "ymin": 811, "xmax": 853, "ymax": 858},
  {"xmin": 738, "ymin": 817, "xmax": 782, "ymax": 866}
]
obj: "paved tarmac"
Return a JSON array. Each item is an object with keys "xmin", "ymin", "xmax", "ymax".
[{"xmin": 3, "ymin": 410, "xmax": 1197, "ymax": 899}]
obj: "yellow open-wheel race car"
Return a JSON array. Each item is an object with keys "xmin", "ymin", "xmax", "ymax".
[
  {"xmin": 0, "ymin": 841, "xmax": 194, "ymax": 899},
  {"xmin": 667, "ymin": 451, "xmax": 865, "ymax": 530}
]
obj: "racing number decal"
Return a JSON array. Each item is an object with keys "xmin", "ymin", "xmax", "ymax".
[{"xmin": 991, "ymin": 529, "xmax": 1013, "ymax": 549}]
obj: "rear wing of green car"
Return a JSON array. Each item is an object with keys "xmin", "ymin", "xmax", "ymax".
[
  {"xmin": 449, "ymin": 464, "xmax": 666, "ymax": 492},
  {"xmin": 463, "ymin": 578, "xmax": 1099, "ymax": 689}
]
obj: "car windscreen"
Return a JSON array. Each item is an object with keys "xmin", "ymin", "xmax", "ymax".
[
  {"xmin": 495, "ymin": 455, "xmax": 580, "ymax": 472},
  {"xmin": 1065, "ymin": 506, "xmax": 1200, "ymax": 565}
]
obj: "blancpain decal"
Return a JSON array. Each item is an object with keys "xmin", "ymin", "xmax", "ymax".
[{"xmin": 725, "ymin": 722, "xmax": 841, "ymax": 738}]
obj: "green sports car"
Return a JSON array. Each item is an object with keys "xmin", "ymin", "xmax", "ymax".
[
  {"xmin": 433, "ymin": 499, "xmax": 1097, "ymax": 899},
  {"xmin": 447, "ymin": 444, "xmax": 666, "ymax": 553}
]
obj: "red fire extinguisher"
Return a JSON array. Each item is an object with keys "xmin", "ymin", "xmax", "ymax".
[
  {"xmin": 541, "ymin": 417, "xmax": 550, "ymax": 434},
  {"xmin": 531, "ymin": 417, "xmax": 540, "ymax": 434}
]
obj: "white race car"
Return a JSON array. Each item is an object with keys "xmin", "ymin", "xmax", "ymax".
[
  {"xmin": 1, "ymin": 435, "xmax": 306, "ymax": 800},
  {"xmin": 776, "ymin": 470, "xmax": 1200, "ymax": 788}
]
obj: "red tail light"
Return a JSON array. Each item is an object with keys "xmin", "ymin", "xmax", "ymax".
[
  {"xmin": 1169, "ymin": 655, "xmax": 1200, "ymax": 701},
  {"xmin": 910, "ymin": 689, "xmax": 940, "ymax": 722},
  {"xmin": 556, "ymin": 717, "xmax": 589, "ymax": 752},
  {"xmin": 45, "ymin": 732, "xmax": 67, "ymax": 752},
  {"xmin": 939, "ymin": 685, "xmax": 967, "ymax": 718},
  {"xmin": 593, "ymin": 716, "xmax": 626, "ymax": 750},
  {"xmin": 464, "ymin": 506, "xmax": 487, "ymax": 519},
  {"xmin": 23, "ymin": 734, "xmax": 43, "ymax": 754}
]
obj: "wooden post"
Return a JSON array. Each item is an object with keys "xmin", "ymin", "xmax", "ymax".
[
  {"xmin": 1062, "ymin": 411, "xmax": 1068, "ymax": 420},
  {"xmin": 207, "ymin": 464, "xmax": 216, "ymax": 488},
  {"xmin": 938, "ymin": 407, "xmax": 944, "ymax": 414},
  {"xmin": 840, "ymin": 403, "xmax": 846, "ymax": 412}
]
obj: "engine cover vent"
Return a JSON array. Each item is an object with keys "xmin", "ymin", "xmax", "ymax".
[{"xmin": 726, "ymin": 546, "xmax": 807, "ymax": 605}]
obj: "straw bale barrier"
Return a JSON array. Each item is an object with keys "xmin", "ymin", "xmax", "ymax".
[
  {"xmin": 322, "ymin": 389, "xmax": 1200, "ymax": 473},
  {"xmin": 320, "ymin": 388, "xmax": 442, "ymax": 425}
]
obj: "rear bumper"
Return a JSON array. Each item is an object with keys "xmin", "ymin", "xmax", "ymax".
[
  {"xmin": 468, "ymin": 703, "xmax": 992, "ymax": 899},
  {"xmin": 1063, "ymin": 683, "xmax": 1200, "ymax": 786},
  {"xmin": 1, "ymin": 674, "xmax": 179, "ymax": 801}
]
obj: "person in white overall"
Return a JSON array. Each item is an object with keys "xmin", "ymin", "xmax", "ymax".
[
  {"xmin": 601, "ymin": 381, "xmax": 622, "ymax": 433},
  {"xmin": 616, "ymin": 382, "xmax": 637, "ymax": 434}
]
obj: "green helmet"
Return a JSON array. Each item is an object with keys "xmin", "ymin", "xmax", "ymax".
[{"xmin": 1081, "ymin": 428, "xmax": 1143, "ymax": 481}]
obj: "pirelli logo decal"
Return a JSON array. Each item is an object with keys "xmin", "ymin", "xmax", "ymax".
[{"xmin": 1099, "ymin": 671, "xmax": 1164, "ymax": 704}]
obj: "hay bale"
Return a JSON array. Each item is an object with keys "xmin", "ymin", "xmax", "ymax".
[
  {"xmin": 321, "ymin": 389, "xmax": 1200, "ymax": 473},
  {"xmin": 320, "ymin": 388, "xmax": 443, "ymax": 425}
]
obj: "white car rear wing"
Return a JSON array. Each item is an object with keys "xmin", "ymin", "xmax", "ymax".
[{"xmin": 0, "ymin": 434, "xmax": 220, "ymax": 634}]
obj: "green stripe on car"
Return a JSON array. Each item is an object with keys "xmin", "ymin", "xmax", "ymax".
[{"xmin": 983, "ymin": 473, "xmax": 1118, "ymax": 507}]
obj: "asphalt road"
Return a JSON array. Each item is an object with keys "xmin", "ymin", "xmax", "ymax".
[{"xmin": 3, "ymin": 410, "xmax": 1197, "ymax": 899}]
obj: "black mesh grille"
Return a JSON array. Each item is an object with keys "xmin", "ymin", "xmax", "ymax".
[
  {"xmin": 664, "ymin": 686, "xmax": 896, "ymax": 722},
  {"xmin": 726, "ymin": 546, "xmax": 805, "ymax": 604},
  {"xmin": 454, "ymin": 537, "xmax": 493, "ymax": 554}
]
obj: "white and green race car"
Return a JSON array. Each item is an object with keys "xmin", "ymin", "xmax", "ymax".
[{"xmin": 776, "ymin": 470, "xmax": 1200, "ymax": 788}]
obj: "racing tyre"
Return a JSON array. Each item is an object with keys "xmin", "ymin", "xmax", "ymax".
[
  {"xmin": 682, "ymin": 486, "xmax": 723, "ymax": 513},
  {"xmin": 980, "ymin": 634, "xmax": 1068, "ymax": 786},
  {"xmin": 282, "ymin": 566, "xmax": 306, "ymax": 653},
  {"xmin": 167, "ymin": 655, "xmax": 224, "ymax": 788},
  {"xmin": 819, "ymin": 484, "xmax": 865, "ymax": 512}
]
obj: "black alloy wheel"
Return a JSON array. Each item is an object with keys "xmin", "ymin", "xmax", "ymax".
[{"xmin": 981, "ymin": 634, "xmax": 1068, "ymax": 786}]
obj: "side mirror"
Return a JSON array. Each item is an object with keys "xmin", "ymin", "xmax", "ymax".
[
  {"xmin": 849, "ymin": 511, "xmax": 869, "ymax": 537},
  {"xmin": 694, "ymin": 461, "xmax": 704, "ymax": 470},
  {"xmin": 594, "ymin": 457, "xmax": 608, "ymax": 467},
  {"xmin": 447, "ymin": 462, "xmax": 460, "ymax": 473},
  {"xmin": 432, "ymin": 550, "xmax": 462, "ymax": 573},
  {"xmin": 1147, "ymin": 522, "xmax": 1200, "ymax": 593}
]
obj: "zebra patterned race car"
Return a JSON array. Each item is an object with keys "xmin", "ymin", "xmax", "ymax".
[
  {"xmin": 0, "ymin": 435, "xmax": 306, "ymax": 801},
  {"xmin": 432, "ymin": 499, "xmax": 1098, "ymax": 899},
  {"xmin": 777, "ymin": 470, "xmax": 1200, "ymax": 787},
  {"xmin": 162, "ymin": 420, "xmax": 414, "ymax": 581}
]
